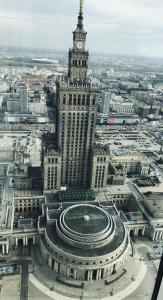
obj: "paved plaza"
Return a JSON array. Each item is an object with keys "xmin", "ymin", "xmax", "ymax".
[
  {"xmin": 27, "ymin": 241, "xmax": 156, "ymax": 300},
  {"xmin": 0, "ymin": 239, "xmax": 160, "ymax": 300}
]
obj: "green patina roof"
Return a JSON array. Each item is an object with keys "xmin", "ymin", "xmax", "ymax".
[{"xmin": 58, "ymin": 188, "xmax": 95, "ymax": 202}]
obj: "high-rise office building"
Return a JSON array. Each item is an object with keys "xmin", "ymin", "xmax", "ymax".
[
  {"xmin": 43, "ymin": 1, "xmax": 110, "ymax": 193},
  {"xmin": 101, "ymin": 91, "xmax": 111, "ymax": 114},
  {"xmin": 18, "ymin": 86, "xmax": 28, "ymax": 113},
  {"xmin": 55, "ymin": 0, "xmax": 99, "ymax": 188}
]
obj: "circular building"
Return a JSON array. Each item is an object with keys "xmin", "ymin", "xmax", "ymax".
[{"xmin": 39, "ymin": 204, "xmax": 130, "ymax": 281}]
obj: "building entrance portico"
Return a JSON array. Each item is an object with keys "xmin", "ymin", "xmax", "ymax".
[
  {"xmin": 129, "ymin": 227, "xmax": 145, "ymax": 237},
  {"xmin": 0, "ymin": 242, "xmax": 9, "ymax": 254},
  {"xmin": 15, "ymin": 235, "xmax": 36, "ymax": 247},
  {"xmin": 152, "ymin": 230, "xmax": 163, "ymax": 240}
]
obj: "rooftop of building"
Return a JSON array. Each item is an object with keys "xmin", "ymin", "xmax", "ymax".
[
  {"xmin": 105, "ymin": 184, "xmax": 132, "ymax": 195},
  {"xmin": 0, "ymin": 177, "xmax": 13, "ymax": 230},
  {"xmin": 142, "ymin": 192, "xmax": 163, "ymax": 218},
  {"xmin": 126, "ymin": 211, "xmax": 144, "ymax": 222},
  {"xmin": 143, "ymin": 191, "xmax": 163, "ymax": 198},
  {"xmin": 58, "ymin": 188, "xmax": 95, "ymax": 202},
  {"xmin": 93, "ymin": 143, "xmax": 110, "ymax": 155},
  {"xmin": 14, "ymin": 134, "xmax": 41, "ymax": 168},
  {"xmin": 8, "ymin": 93, "xmax": 20, "ymax": 100},
  {"xmin": 111, "ymin": 150, "xmax": 148, "ymax": 163},
  {"xmin": 44, "ymin": 148, "xmax": 61, "ymax": 156},
  {"xmin": 96, "ymin": 125, "xmax": 161, "ymax": 153}
]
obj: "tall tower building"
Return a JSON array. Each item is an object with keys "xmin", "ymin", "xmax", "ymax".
[
  {"xmin": 18, "ymin": 86, "xmax": 28, "ymax": 113},
  {"xmin": 101, "ymin": 91, "xmax": 111, "ymax": 114},
  {"xmin": 68, "ymin": 0, "xmax": 88, "ymax": 80},
  {"xmin": 55, "ymin": 0, "xmax": 99, "ymax": 188}
]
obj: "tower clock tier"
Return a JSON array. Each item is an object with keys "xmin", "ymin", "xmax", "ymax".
[{"xmin": 68, "ymin": 49, "xmax": 89, "ymax": 80}]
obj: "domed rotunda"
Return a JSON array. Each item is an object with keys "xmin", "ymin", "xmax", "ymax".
[{"xmin": 39, "ymin": 203, "xmax": 130, "ymax": 281}]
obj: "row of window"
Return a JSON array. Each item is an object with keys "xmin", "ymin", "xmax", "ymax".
[
  {"xmin": 15, "ymin": 206, "xmax": 40, "ymax": 213},
  {"xmin": 48, "ymin": 253, "xmax": 119, "ymax": 265},
  {"xmin": 61, "ymin": 114, "xmax": 94, "ymax": 158},
  {"xmin": 16, "ymin": 203, "xmax": 39, "ymax": 207},
  {"xmin": 16, "ymin": 199, "xmax": 40, "ymax": 204},
  {"xmin": 113, "ymin": 195, "xmax": 124, "ymax": 199},
  {"xmin": 95, "ymin": 166, "xmax": 105, "ymax": 188},
  {"xmin": 71, "ymin": 59, "xmax": 87, "ymax": 67},
  {"xmin": 47, "ymin": 166, "xmax": 58, "ymax": 190},
  {"xmin": 97, "ymin": 157, "xmax": 106, "ymax": 163},
  {"xmin": 48, "ymin": 158, "xmax": 58, "ymax": 164},
  {"xmin": 62, "ymin": 93, "xmax": 96, "ymax": 106}
]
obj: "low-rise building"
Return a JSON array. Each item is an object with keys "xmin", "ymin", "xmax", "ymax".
[
  {"xmin": 111, "ymin": 150, "xmax": 149, "ymax": 177},
  {"xmin": 110, "ymin": 101, "xmax": 134, "ymax": 114}
]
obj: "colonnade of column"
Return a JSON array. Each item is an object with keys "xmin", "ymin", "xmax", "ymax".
[
  {"xmin": 47, "ymin": 252, "xmax": 127, "ymax": 281},
  {"xmin": 15, "ymin": 235, "xmax": 36, "ymax": 246},
  {"xmin": 0, "ymin": 243, "xmax": 9, "ymax": 254},
  {"xmin": 130, "ymin": 227, "xmax": 145, "ymax": 236},
  {"xmin": 152, "ymin": 231, "xmax": 163, "ymax": 240}
]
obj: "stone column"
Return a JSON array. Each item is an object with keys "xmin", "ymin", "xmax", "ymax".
[
  {"xmin": 96, "ymin": 269, "xmax": 100, "ymax": 280},
  {"xmin": 97, "ymin": 269, "xmax": 102, "ymax": 280},
  {"xmin": 54, "ymin": 261, "xmax": 59, "ymax": 272},
  {"xmin": 2, "ymin": 245, "xmax": 5, "ymax": 254},
  {"xmin": 142, "ymin": 227, "xmax": 145, "ymax": 236},
  {"xmin": 74, "ymin": 269, "xmax": 77, "ymax": 279},
  {"xmin": 88, "ymin": 270, "xmax": 90, "ymax": 280},
  {"xmin": 15, "ymin": 237, "xmax": 18, "ymax": 247},
  {"xmin": 66, "ymin": 267, "xmax": 70, "ymax": 277},
  {"xmin": 115, "ymin": 264, "xmax": 118, "ymax": 273},
  {"xmin": 102, "ymin": 269, "xmax": 106, "ymax": 279},
  {"xmin": 155, "ymin": 232, "xmax": 159, "ymax": 240},
  {"xmin": 87, "ymin": 270, "xmax": 93, "ymax": 281},
  {"xmin": 152, "ymin": 231, "xmax": 156, "ymax": 240},
  {"xmin": 135, "ymin": 228, "xmax": 139, "ymax": 236},
  {"xmin": 23, "ymin": 237, "xmax": 26, "ymax": 246},
  {"xmin": 48, "ymin": 256, "xmax": 52, "ymax": 268},
  {"xmin": 90, "ymin": 270, "xmax": 93, "ymax": 280},
  {"xmin": 110, "ymin": 265, "xmax": 113, "ymax": 275},
  {"xmin": 6, "ymin": 244, "xmax": 9, "ymax": 254}
]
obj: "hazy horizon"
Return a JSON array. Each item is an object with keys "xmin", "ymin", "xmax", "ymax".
[{"xmin": 0, "ymin": 0, "xmax": 163, "ymax": 58}]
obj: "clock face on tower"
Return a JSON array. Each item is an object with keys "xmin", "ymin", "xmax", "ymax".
[{"xmin": 77, "ymin": 41, "xmax": 83, "ymax": 50}]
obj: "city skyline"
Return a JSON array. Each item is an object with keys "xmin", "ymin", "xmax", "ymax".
[{"xmin": 0, "ymin": 0, "xmax": 163, "ymax": 58}]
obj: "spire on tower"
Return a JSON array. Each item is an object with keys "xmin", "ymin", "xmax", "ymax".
[
  {"xmin": 77, "ymin": 0, "xmax": 84, "ymax": 30},
  {"xmin": 80, "ymin": 0, "xmax": 84, "ymax": 15}
]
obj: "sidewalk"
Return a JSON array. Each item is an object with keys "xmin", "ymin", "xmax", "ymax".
[{"xmin": 30, "ymin": 260, "xmax": 147, "ymax": 300}]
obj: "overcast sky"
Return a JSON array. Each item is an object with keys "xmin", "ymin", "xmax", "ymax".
[{"xmin": 0, "ymin": 0, "xmax": 163, "ymax": 57}]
